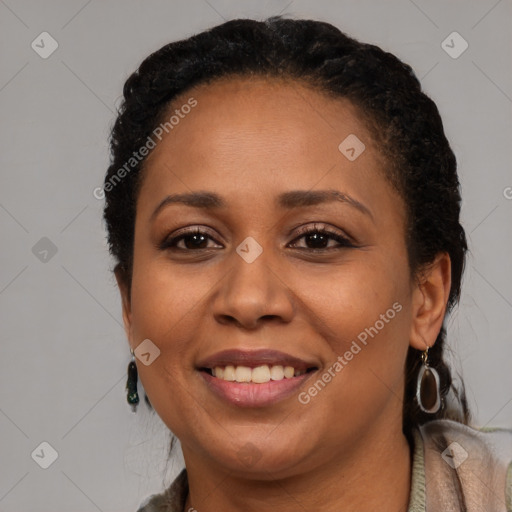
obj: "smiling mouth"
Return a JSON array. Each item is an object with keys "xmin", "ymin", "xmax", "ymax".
[{"xmin": 200, "ymin": 364, "xmax": 318, "ymax": 384}]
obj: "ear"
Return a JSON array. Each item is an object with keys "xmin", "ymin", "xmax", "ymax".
[
  {"xmin": 114, "ymin": 265, "xmax": 134, "ymax": 347},
  {"xmin": 409, "ymin": 252, "xmax": 452, "ymax": 351}
]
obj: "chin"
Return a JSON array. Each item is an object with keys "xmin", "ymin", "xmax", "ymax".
[{"xmin": 199, "ymin": 432, "xmax": 314, "ymax": 479}]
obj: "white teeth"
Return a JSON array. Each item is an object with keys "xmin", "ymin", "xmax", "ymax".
[
  {"xmin": 269, "ymin": 365, "xmax": 284, "ymax": 381},
  {"xmin": 284, "ymin": 366, "xmax": 295, "ymax": 379},
  {"xmin": 211, "ymin": 364, "xmax": 306, "ymax": 383},
  {"xmin": 251, "ymin": 365, "xmax": 271, "ymax": 383},
  {"xmin": 235, "ymin": 366, "xmax": 252, "ymax": 383},
  {"xmin": 223, "ymin": 365, "xmax": 236, "ymax": 381}
]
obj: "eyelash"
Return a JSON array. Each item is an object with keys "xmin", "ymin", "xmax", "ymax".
[{"xmin": 160, "ymin": 223, "xmax": 355, "ymax": 253}]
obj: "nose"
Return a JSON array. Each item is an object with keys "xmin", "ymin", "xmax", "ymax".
[{"xmin": 212, "ymin": 244, "xmax": 295, "ymax": 330}]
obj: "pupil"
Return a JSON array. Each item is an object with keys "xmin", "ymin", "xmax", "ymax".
[
  {"xmin": 307, "ymin": 233, "xmax": 327, "ymax": 248},
  {"xmin": 187, "ymin": 234, "xmax": 207, "ymax": 249}
]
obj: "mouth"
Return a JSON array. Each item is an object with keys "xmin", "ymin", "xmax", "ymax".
[
  {"xmin": 196, "ymin": 349, "xmax": 319, "ymax": 407},
  {"xmin": 199, "ymin": 364, "xmax": 316, "ymax": 383}
]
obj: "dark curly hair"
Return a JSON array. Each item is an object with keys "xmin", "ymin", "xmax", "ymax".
[{"xmin": 103, "ymin": 16, "xmax": 470, "ymax": 443}]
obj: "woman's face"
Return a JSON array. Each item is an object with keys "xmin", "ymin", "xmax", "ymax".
[{"xmin": 118, "ymin": 77, "xmax": 432, "ymax": 477}]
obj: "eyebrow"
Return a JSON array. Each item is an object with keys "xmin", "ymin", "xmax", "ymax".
[{"xmin": 150, "ymin": 189, "xmax": 374, "ymax": 222}]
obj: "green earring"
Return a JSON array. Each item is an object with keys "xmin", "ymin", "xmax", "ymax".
[{"xmin": 126, "ymin": 349, "xmax": 139, "ymax": 413}]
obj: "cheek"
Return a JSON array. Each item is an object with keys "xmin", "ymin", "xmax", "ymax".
[
  {"xmin": 127, "ymin": 257, "xmax": 210, "ymax": 407},
  {"xmin": 127, "ymin": 259, "xmax": 208, "ymax": 429},
  {"xmin": 307, "ymin": 256, "xmax": 408, "ymax": 342},
  {"xmin": 129, "ymin": 255, "xmax": 207, "ymax": 342},
  {"xmin": 301, "ymin": 257, "xmax": 411, "ymax": 402}
]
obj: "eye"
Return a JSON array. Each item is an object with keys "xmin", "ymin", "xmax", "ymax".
[
  {"xmin": 159, "ymin": 227, "xmax": 222, "ymax": 251},
  {"xmin": 159, "ymin": 223, "xmax": 355, "ymax": 253},
  {"xmin": 288, "ymin": 223, "xmax": 354, "ymax": 251}
]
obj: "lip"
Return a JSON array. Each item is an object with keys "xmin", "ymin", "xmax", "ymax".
[
  {"xmin": 196, "ymin": 349, "xmax": 319, "ymax": 408},
  {"xmin": 196, "ymin": 349, "xmax": 317, "ymax": 371}
]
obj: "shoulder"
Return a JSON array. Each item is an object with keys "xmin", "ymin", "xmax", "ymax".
[
  {"xmin": 136, "ymin": 469, "xmax": 188, "ymax": 512},
  {"xmin": 417, "ymin": 419, "xmax": 512, "ymax": 511}
]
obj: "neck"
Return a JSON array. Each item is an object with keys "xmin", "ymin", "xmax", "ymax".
[{"xmin": 182, "ymin": 421, "xmax": 413, "ymax": 512}]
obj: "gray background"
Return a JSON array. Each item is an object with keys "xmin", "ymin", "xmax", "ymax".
[{"xmin": 1, "ymin": 0, "xmax": 511, "ymax": 510}]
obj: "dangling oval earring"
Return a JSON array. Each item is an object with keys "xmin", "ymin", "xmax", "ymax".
[
  {"xmin": 126, "ymin": 349, "xmax": 140, "ymax": 413},
  {"xmin": 416, "ymin": 346, "xmax": 441, "ymax": 414}
]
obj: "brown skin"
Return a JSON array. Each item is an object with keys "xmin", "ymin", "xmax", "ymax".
[{"xmin": 116, "ymin": 77, "xmax": 451, "ymax": 511}]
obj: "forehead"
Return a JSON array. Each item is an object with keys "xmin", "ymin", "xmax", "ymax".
[
  {"xmin": 134, "ymin": 76, "xmax": 405, "ymax": 251},
  {"xmin": 139, "ymin": 76, "xmax": 388, "ymax": 196},
  {"xmin": 164, "ymin": 76, "xmax": 374, "ymax": 154}
]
